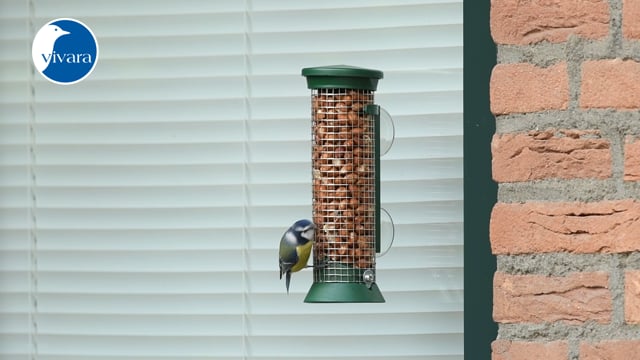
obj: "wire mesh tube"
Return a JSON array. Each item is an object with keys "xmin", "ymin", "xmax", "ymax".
[{"xmin": 311, "ymin": 88, "xmax": 376, "ymax": 282}]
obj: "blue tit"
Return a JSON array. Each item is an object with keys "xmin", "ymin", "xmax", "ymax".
[{"xmin": 279, "ymin": 219, "xmax": 315, "ymax": 293}]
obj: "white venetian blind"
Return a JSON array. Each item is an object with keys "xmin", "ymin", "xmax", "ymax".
[{"xmin": 0, "ymin": 0, "xmax": 463, "ymax": 359}]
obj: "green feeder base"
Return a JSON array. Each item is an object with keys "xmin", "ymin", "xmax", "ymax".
[{"xmin": 304, "ymin": 282, "xmax": 385, "ymax": 303}]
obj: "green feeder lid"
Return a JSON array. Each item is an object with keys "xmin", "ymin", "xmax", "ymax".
[{"xmin": 302, "ymin": 65, "xmax": 383, "ymax": 91}]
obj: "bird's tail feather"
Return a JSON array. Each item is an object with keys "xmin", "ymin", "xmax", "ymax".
[{"xmin": 285, "ymin": 272, "xmax": 291, "ymax": 294}]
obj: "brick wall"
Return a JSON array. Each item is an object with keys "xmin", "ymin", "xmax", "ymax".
[{"xmin": 489, "ymin": 0, "xmax": 640, "ymax": 359}]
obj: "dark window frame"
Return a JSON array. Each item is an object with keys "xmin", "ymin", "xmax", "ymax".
[{"xmin": 464, "ymin": 1, "xmax": 498, "ymax": 358}]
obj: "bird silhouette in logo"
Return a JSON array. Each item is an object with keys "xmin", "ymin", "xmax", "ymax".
[{"xmin": 32, "ymin": 25, "xmax": 70, "ymax": 72}]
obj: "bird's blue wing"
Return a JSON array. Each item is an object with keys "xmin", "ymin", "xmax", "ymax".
[{"xmin": 279, "ymin": 230, "xmax": 299, "ymax": 277}]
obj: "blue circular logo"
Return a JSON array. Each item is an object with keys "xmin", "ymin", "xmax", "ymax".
[{"xmin": 31, "ymin": 18, "xmax": 99, "ymax": 85}]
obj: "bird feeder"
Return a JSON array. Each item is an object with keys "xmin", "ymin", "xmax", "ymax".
[{"xmin": 302, "ymin": 65, "xmax": 394, "ymax": 303}]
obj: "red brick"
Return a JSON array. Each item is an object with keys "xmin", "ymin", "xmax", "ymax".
[
  {"xmin": 623, "ymin": 0, "xmax": 640, "ymax": 39},
  {"xmin": 492, "ymin": 340, "xmax": 568, "ymax": 360},
  {"xmin": 490, "ymin": 200, "xmax": 640, "ymax": 255},
  {"xmin": 493, "ymin": 272, "xmax": 612, "ymax": 324},
  {"xmin": 625, "ymin": 270, "xmax": 640, "ymax": 324},
  {"xmin": 492, "ymin": 129, "xmax": 611, "ymax": 182},
  {"xmin": 624, "ymin": 136, "xmax": 640, "ymax": 181},
  {"xmin": 490, "ymin": 63, "xmax": 569, "ymax": 115},
  {"xmin": 580, "ymin": 340, "xmax": 640, "ymax": 360},
  {"xmin": 491, "ymin": 0, "xmax": 609, "ymax": 44},
  {"xmin": 581, "ymin": 60, "xmax": 640, "ymax": 109}
]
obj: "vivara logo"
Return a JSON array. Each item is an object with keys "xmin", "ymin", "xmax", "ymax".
[{"xmin": 32, "ymin": 18, "xmax": 98, "ymax": 85}]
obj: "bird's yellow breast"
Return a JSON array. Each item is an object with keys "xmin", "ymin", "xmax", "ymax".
[{"xmin": 290, "ymin": 241, "xmax": 313, "ymax": 273}]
